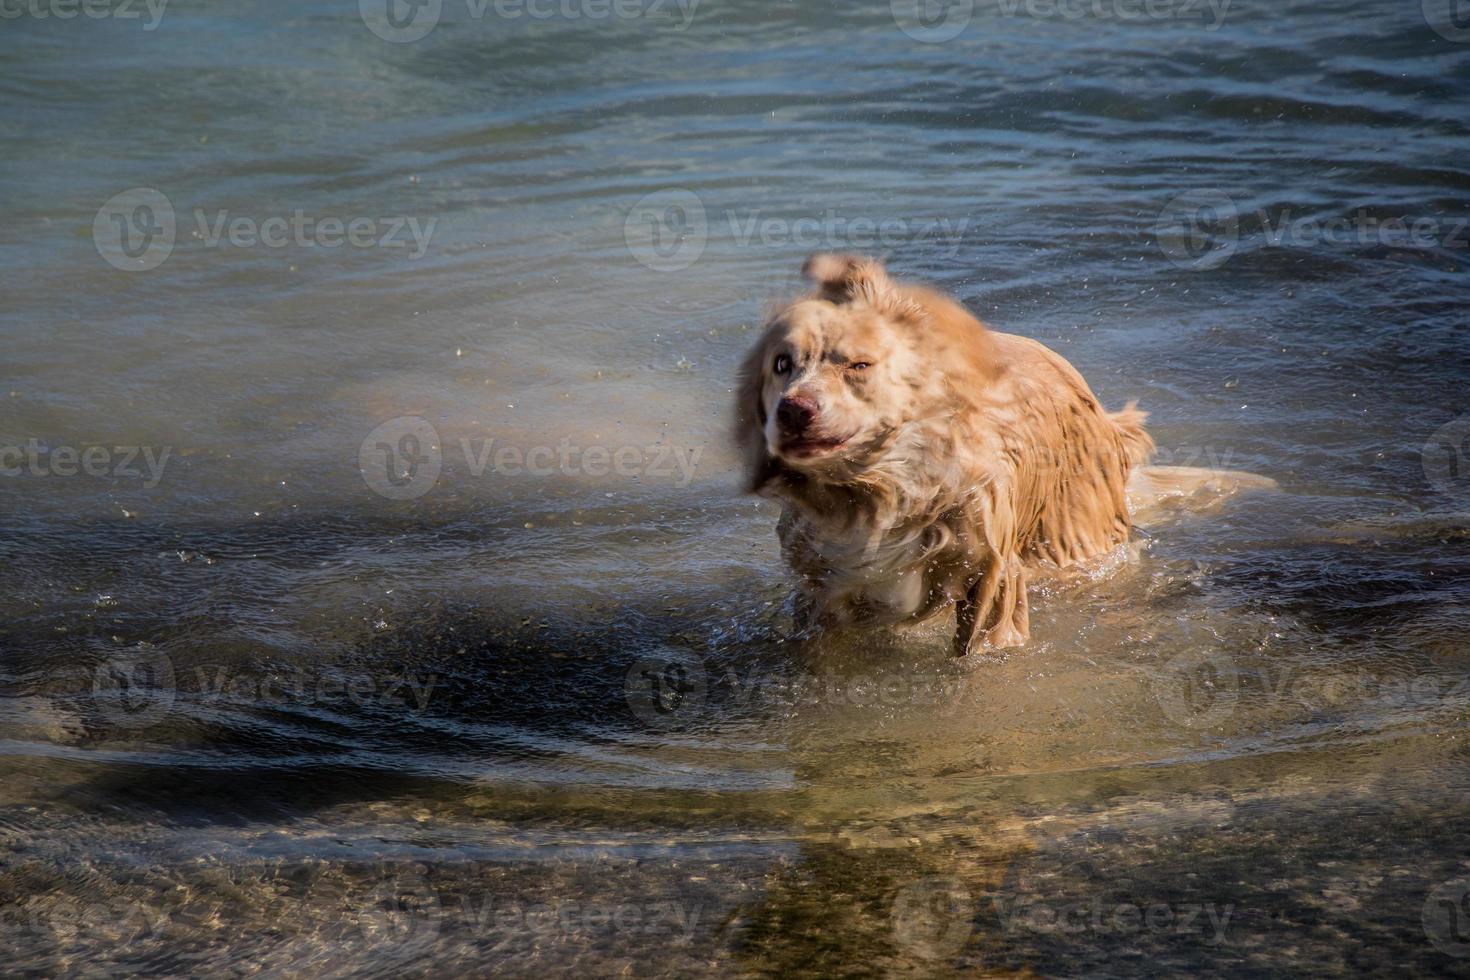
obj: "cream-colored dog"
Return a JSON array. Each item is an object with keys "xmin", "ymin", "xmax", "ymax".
[{"xmin": 734, "ymin": 254, "xmax": 1158, "ymax": 655}]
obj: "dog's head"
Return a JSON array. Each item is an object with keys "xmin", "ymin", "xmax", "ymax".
[{"xmin": 734, "ymin": 254, "xmax": 993, "ymax": 491}]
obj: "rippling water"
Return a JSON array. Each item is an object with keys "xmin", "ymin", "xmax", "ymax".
[{"xmin": 2, "ymin": 0, "xmax": 1469, "ymax": 975}]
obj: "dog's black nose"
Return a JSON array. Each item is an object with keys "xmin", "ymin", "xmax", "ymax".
[{"xmin": 776, "ymin": 395, "xmax": 818, "ymax": 433}]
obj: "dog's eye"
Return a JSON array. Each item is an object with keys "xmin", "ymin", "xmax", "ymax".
[
  {"xmin": 848, "ymin": 361, "xmax": 872, "ymax": 372},
  {"xmin": 773, "ymin": 353, "xmax": 792, "ymax": 375}
]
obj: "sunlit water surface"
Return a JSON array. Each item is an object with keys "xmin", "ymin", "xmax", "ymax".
[{"xmin": 2, "ymin": 0, "xmax": 1469, "ymax": 975}]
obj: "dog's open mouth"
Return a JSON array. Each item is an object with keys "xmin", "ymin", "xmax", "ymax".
[{"xmin": 779, "ymin": 435, "xmax": 849, "ymax": 459}]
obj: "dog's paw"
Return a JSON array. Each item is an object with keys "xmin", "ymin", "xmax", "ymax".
[{"xmin": 983, "ymin": 623, "xmax": 1029, "ymax": 650}]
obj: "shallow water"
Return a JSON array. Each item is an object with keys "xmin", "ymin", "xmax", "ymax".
[{"xmin": 3, "ymin": 0, "xmax": 1470, "ymax": 975}]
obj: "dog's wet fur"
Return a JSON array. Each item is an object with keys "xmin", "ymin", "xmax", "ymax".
[{"xmin": 735, "ymin": 254, "xmax": 1187, "ymax": 655}]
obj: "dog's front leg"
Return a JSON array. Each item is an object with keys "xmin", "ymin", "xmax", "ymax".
[
  {"xmin": 954, "ymin": 482, "xmax": 1032, "ymax": 656},
  {"xmin": 791, "ymin": 588, "xmax": 821, "ymax": 634},
  {"xmin": 953, "ymin": 551, "xmax": 1030, "ymax": 656}
]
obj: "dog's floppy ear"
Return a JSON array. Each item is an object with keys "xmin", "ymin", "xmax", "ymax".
[
  {"xmin": 802, "ymin": 253, "xmax": 923, "ymax": 320},
  {"xmin": 732, "ymin": 325, "xmax": 782, "ymax": 492}
]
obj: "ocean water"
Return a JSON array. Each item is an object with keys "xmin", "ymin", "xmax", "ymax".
[{"xmin": 2, "ymin": 0, "xmax": 1469, "ymax": 975}]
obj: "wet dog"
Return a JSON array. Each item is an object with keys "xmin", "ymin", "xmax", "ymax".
[{"xmin": 734, "ymin": 254, "xmax": 1156, "ymax": 655}]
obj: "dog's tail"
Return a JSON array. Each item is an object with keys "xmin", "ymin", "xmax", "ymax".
[
  {"xmin": 1128, "ymin": 464, "xmax": 1279, "ymax": 516},
  {"xmin": 1109, "ymin": 400, "xmax": 1155, "ymax": 469}
]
